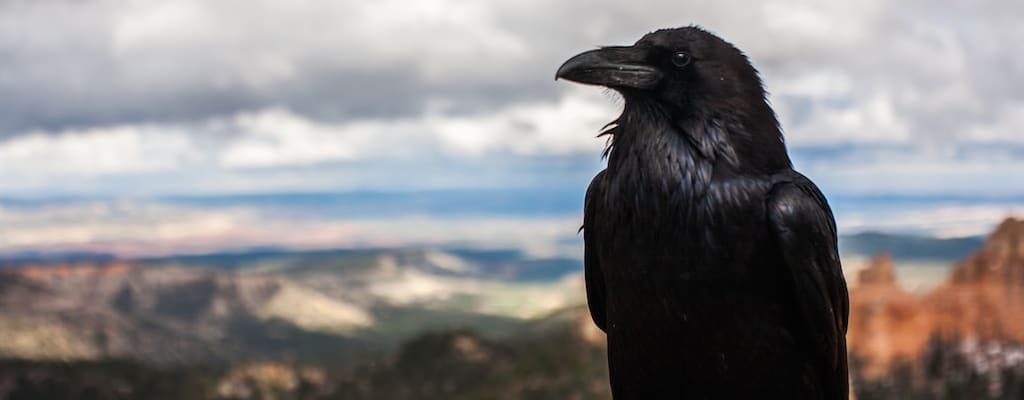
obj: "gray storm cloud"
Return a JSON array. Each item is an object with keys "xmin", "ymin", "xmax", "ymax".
[{"xmin": 1, "ymin": 0, "xmax": 1023, "ymax": 196}]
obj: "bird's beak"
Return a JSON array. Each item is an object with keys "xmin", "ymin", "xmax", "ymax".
[{"xmin": 556, "ymin": 46, "xmax": 662, "ymax": 89}]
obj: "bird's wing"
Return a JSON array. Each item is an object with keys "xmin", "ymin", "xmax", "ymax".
[
  {"xmin": 583, "ymin": 170, "xmax": 608, "ymax": 332},
  {"xmin": 767, "ymin": 174, "xmax": 849, "ymax": 398}
]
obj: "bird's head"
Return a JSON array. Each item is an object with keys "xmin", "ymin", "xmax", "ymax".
[
  {"xmin": 556, "ymin": 26, "xmax": 768, "ymax": 117},
  {"xmin": 557, "ymin": 26, "xmax": 789, "ymax": 172}
]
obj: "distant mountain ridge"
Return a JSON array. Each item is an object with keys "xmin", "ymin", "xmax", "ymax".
[
  {"xmin": 2, "ymin": 219, "xmax": 1017, "ymax": 372},
  {"xmin": 5, "ymin": 190, "xmax": 1021, "ymax": 213},
  {"xmin": 2, "ymin": 246, "xmax": 585, "ymax": 283},
  {"xmin": 0, "ymin": 188, "xmax": 588, "ymax": 218},
  {"xmin": 0, "ymin": 247, "xmax": 585, "ymax": 364},
  {"xmin": 0, "ymin": 251, "xmax": 118, "ymax": 267},
  {"xmin": 840, "ymin": 232, "xmax": 984, "ymax": 262},
  {"xmin": 2, "ymin": 230, "xmax": 981, "ymax": 270}
]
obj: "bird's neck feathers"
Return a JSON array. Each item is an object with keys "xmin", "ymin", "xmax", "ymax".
[{"xmin": 605, "ymin": 92, "xmax": 792, "ymax": 176}]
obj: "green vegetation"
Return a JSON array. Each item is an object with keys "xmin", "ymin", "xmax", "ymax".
[
  {"xmin": 852, "ymin": 336, "xmax": 1024, "ymax": 400},
  {"xmin": 0, "ymin": 326, "xmax": 609, "ymax": 400},
  {"xmin": 4, "ymin": 329, "xmax": 1024, "ymax": 399},
  {"xmin": 0, "ymin": 360, "xmax": 218, "ymax": 400}
]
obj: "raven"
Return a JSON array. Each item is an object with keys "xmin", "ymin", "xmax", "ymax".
[{"xmin": 557, "ymin": 27, "xmax": 849, "ymax": 399}]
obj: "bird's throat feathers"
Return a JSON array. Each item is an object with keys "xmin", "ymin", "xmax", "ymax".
[{"xmin": 603, "ymin": 95, "xmax": 791, "ymax": 177}]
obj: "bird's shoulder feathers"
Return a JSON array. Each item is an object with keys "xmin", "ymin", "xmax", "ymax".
[{"xmin": 767, "ymin": 171, "xmax": 850, "ymax": 399}]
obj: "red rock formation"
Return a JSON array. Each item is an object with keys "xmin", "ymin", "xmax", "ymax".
[
  {"xmin": 848, "ymin": 217, "xmax": 1024, "ymax": 378},
  {"xmin": 3, "ymin": 262, "xmax": 137, "ymax": 281},
  {"xmin": 926, "ymin": 217, "xmax": 1024, "ymax": 342},
  {"xmin": 848, "ymin": 253, "xmax": 929, "ymax": 378},
  {"xmin": 857, "ymin": 253, "xmax": 896, "ymax": 285},
  {"xmin": 950, "ymin": 217, "xmax": 1024, "ymax": 286}
]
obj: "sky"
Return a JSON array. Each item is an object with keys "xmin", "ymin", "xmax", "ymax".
[{"xmin": 1, "ymin": 0, "xmax": 1022, "ymax": 255}]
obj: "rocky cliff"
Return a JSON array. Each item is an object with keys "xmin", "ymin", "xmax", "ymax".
[{"xmin": 849, "ymin": 217, "xmax": 1024, "ymax": 379}]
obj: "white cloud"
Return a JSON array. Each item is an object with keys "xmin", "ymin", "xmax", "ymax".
[
  {"xmin": 799, "ymin": 146, "xmax": 1024, "ymax": 197},
  {"xmin": 758, "ymin": 1, "xmax": 876, "ymax": 53},
  {"xmin": 781, "ymin": 93, "xmax": 913, "ymax": 145},
  {"xmin": 773, "ymin": 70, "xmax": 853, "ymax": 99},
  {"xmin": 0, "ymin": 125, "xmax": 197, "ymax": 177},
  {"xmin": 839, "ymin": 205, "xmax": 1023, "ymax": 238},
  {"xmin": 0, "ymin": 88, "xmax": 612, "ymax": 183},
  {"xmin": 962, "ymin": 102, "xmax": 1024, "ymax": 143},
  {"xmin": 1, "ymin": 0, "xmax": 1024, "ymax": 198},
  {"xmin": 429, "ymin": 88, "xmax": 615, "ymax": 157},
  {"xmin": 219, "ymin": 109, "xmax": 363, "ymax": 168},
  {"xmin": 0, "ymin": 200, "xmax": 584, "ymax": 259},
  {"xmin": 1, "ymin": 197, "xmax": 1018, "ymax": 258},
  {"xmin": 113, "ymin": 2, "xmax": 212, "ymax": 53}
]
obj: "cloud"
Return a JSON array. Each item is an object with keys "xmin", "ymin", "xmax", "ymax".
[
  {"xmin": 219, "ymin": 109, "xmax": 366, "ymax": 168},
  {"xmin": 1, "ymin": 196, "xmax": 1018, "ymax": 259},
  {"xmin": 0, "ymin": 200, "xmax": 585, "ymax": 258},
  {"xmin": 0, "ymin": 88, "xmax": 611, "ymax": 175},
  {"xmin": 4, "ymin": 0, "xmax": 1019, "ymax": 138},
  {"xmin": 2, "ymin": 0, "xmax": 1024, "ymax": 198},
  {"xmin": 0, "ymin": 125, "xmax": 198, "ymax": 176},
  {"xmin": 798, "ymin": 147, "xmax": 1024, "ymax": 197},
  {"xmin": 0, "ymin": 0, "xmax": 553, "ymax": 134},
  {"xmin": 838, "ymin": 204, "xmax": 1023, "ymax": 238}
]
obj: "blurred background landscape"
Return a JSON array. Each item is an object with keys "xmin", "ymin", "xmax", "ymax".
[{"xmin": 1, "ymin": 1, "xmax": 1023, "ymax": 399}]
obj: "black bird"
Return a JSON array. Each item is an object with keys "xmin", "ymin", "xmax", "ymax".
[{"xmin": 556, "ymin": 27, "xmax": 849, "ymax": 399}]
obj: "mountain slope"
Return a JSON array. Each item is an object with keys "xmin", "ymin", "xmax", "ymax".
[{"xmin": 0, "ymin": 263, "xmax": 372, "ymax": 364}]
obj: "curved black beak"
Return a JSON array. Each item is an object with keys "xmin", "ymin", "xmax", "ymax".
[{"xmin": 556, "ymin": 46, "xmax": 662, "ymax": 89}]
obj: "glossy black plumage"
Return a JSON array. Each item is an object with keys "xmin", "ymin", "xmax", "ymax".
[{"xmin": 561, "ymin": 27, "xmax": 849, "ymax": 399}]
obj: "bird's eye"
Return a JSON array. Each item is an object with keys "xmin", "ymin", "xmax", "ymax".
[{"xmin": 670, "ymin": 52, "xmax": 692, "ymax": 68}]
